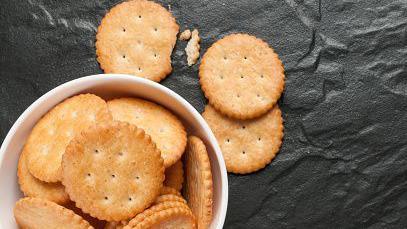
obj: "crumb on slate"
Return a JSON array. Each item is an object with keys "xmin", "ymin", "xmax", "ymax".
[
  {"xmin": 185, "ymin": 29, "xmax": 200, "ymax": 66},
  {"xmin": 179, "ymin": 29, "xmax": 192, "ymax": 41}
]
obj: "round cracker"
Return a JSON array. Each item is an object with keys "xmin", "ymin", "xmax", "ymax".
[
  {"xmin": 14, "ymin": 197, "xmax": 93, "ymax": 229},
  {"xmin": 17, "ymin": 149, "xmax": 69, "ymax": 204},
  {"xmin": 129, "ymin": 207, "xmax": 196, "ymax": 229},
  {"xmin": 164, "ymin": 160, "xmax": 184, "ymax": 191},
  {"xmin": 26, "ymin": 93, "xmax": 112, "ymax": 182},
  {"xmin": 126, "ymin": 201, "xmax": 191, "ymax": 228},
  {"xmin": 62, "ymin": 121, "xmax": 165, "ymax": 221},
  {"xmin": 199, "ymin": 33, "xmax": 285, "ymax": 120},
  {"xmin": 96, "ymin": 0, "xmax": 179, "ymax": 82},
  {"xmin": 155, "ymin": 194, "xmax": 187, "ymax": 205},
  {"xmin": 203, "ymin": 104, "xmax": 284, "ymax": 174},
  {"xmin": 183, "ymin": 136, "xmax": 213, "ymax": 229},
  {"xmin": 107, "ymin": 98, "xmax": 187, "ymax": 168}
]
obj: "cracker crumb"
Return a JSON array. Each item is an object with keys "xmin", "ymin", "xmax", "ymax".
[
  {"xmin": 179, "ymin": 29, "xmax": 191, "ymax": 41},
  {"xmin": 185, "ymin": 29, "xmax": 200, "ymax": 66}
]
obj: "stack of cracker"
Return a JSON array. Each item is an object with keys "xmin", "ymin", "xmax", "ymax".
[
  {"xmin": 14, "ymin": 94, "xmax": 213, "ymax": 229},
  {"xmin": 200, "ymin": 33, "xmax": 285, "ymax": 174}
]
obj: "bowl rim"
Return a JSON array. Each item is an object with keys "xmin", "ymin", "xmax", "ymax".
[{"xmin": 0, "ymin": 74, "xmax": 228, "ymax": 229}]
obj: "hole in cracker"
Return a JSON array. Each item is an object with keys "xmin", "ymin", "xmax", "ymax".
[
  {"xmin": 136, "ymin": 176, "xmax": 140, "ymax": 180},
  {"xmin": 244, "ymin": 56, "xmax": 247, "ymax": 60},
  {"xmin": 122, "ymin": 28, "xmax": 126, "ymax": 32},
  {"xmin": 94, "ymin": 149, "xmax": 99, "ymax": 154},
  {"xmin": 118, "ymin": 152, "xmax": 123, "ymax": 156},
  {"xmin": 237, "ymin": 94, "xmax": 240, "ymax": 98},
  {"xmin": 138, "ymin": 15, "xmax": 141, "ymax": 19},
  {"xmin": 154, "ymin": 53, "xmax": 157, "ymax": 58},
  {"xmin": 223, "ymin": 56, "xmax": 227, "ymax": 60},
  {"xmin": 138, "ymin": 67, "xmax": 141, "ymax": 71},
  {"xmin": 128, "ymin": 197, "xmax": 132, "ymax": 201},
  {"xmin": 261, "ymin": 75, "xmax": 264, "ymax": 78},
  {"xmin": 122, "ymin": 55, "xmax": 126, "ymax": 59},
  {"xmin": 258, "ymin": 137, "xmax": 261, "ymax": 141},
  {"xmin": 257, "ymin": 94, "xmax": 260, "ymax": 98},
  {"xmin": 242, "ymin": 151, "xmax": 246, "ymax": 154},
  {"xmin": 240, "ymin": 75, "xmax": 244, "ymax": 79},
  {"xmin": 104, "ymin": 196, "xmax": 108, "ymax": 200},
  {"xmin": 111, "ymin": 174, "xmax": 116, "ymax": 178},
  {"xmin": 242, "ymin": 125, "xmax": 246, "ymax": 129},
  {"xmin": 87, "ymin": 173, "xmax": 91, "ymax": 177},
  {"xmin": 226, "ymin": 139, "xmax": 230, "ymax": 143},
  {"xmin": 154, "ymin": 27, "xmax": 158, "ymax": 32}
]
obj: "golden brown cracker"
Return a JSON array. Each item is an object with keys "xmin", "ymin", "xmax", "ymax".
[
  {"xmin": 14, "ymin": 197, "xmax": 93, "ymax": 229},
  {"xmin": 129, "ymin": 207, "xmax": 196, "ymax": 229},
  {"xmin": 17, "ymin": 149, "xmax": 69, "ymax": 204},
  {"xmin": 96, "ymin": 0, "xmax": 179, "ymax": 82},
  {"xmin": 203, "ymin": 104, "xmax": 284, "ymax": 174},
  {"xmin": 126, "ymin": 201, "xmax": 190, "ymax": 228},
  {"xmin": 62, "ymin": 121, "xmax": 165, "ymax": 221},
  {"xmin": 107, "ymin": 98, "xmax": 187, "ymax": 168},
  {"xmin": 26, "ymin": 93, "xmax": 112, "ymax": 182},
  {"xmin": 199, "ymin": 33, "xmax": 285, "ymax": 120},
  {"xmin": 164, "ymin": 160, "xmax": 184, "ymax": 191},
  {"xmin": 183, "ymin": 136, "xmax": 213, "ymax": 229},
  {"xmin": 155, "ymin": 194, "xmax": 187, "ymax": 204}
]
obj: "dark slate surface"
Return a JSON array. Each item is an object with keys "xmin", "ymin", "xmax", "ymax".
[{"xmin": 1, "ymin": 0, "xmax": 407, "ymax": 228}]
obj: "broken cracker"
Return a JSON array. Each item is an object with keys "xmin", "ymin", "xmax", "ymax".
[
  {"xmin": 203, "ymin": 104, "xmax": 284, "ymax": 174},
  {"xmin": 183, "ymin": 136, "xmax": 213, "ymax": 229},
  {"xmin": 164, "ymin": 160, "xmax": 184, "ymax": 191},
  {"xmin": 62, "ymin": 121, "xmax": 165, "ymax": 221},
  {"xmin": 199, "ymin": 33, "xmax": 285, "ymax": 119},
  {"xmin": 107, "ymin": 97, "xmax": 187, "ymax": 168},
  {"xmin": 17, "ymin": 148, "xmax": 69, "ymax": 204},
  {"xmin": 96, "ymin": 0, "xmax": 179, "ymax": 82},
  {"xmin": 186, "ymin": 29, "xmax": 201, "ymax": 66},
  {"xmin": 26, "ymin": 93, "xmax": 112, "ymax": 182},
  {"xmin": 14, "ymin": 197, "xmax": 93, "ymax": 229}
]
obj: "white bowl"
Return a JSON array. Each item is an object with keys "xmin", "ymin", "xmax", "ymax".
[{"xmin": 0, "ymin": 74, "xmax": 228, "ymax": 229}]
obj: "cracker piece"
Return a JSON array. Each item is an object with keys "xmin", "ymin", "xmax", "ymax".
[
  {"xmin": 17, "ymin": 148, "xmax": 69, "ymax": 204},
  {"xmin": 161, "ymin": 186, "xmax": 181, "ymax": 196},
  {"xmin": 164, "ymin": 160, "xmax": 184, "ymax": 191},
  {"xmin": 126, "ymin": 201, "xmax": 190, "ymax": 228},
  {"xmin": 179, "ymin": 29, "xmax": 191, "ymax": 40},
  {"xmin": 186, "ymin": 29, "xmax": 201, "ymax": 66},
  {"xmin": 26, "ymin": 94, "xmax": 111, "ymax": 182},
  {"xmin": 96, "ymin": 0, "xmax": 179, "ymax": 82},
  {"xmin": 62, "ymin": 121, "xmax": 165, "ymax": 221},
  {"xmin": 199, "ymin": 33, "xmax": 285, "ymax": 119},
  {"xmin": 14, "ymin": 197, "xmax": 93, "ymax": 229},
  {"xmin": 107, "ymin": 98, "xmax": 187, "ymax": 168},
  {"xmin": 155, "ymin": 194, "xmax": 187, "ymax": 204},
  {"xmin": 130, "ymin": 207, "xmax": 196, "ymax": 229},
  {"xmin": 183, "ymin": 136, "xmax": 213, "ymax": 229},
  {"xmin": 203, "ymin": 104, "xmax": 284, "ymax": 174}
]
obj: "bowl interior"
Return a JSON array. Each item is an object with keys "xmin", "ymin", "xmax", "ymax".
[{"xmin": 0, "ymin": 74, "xmax": 227, "ymax": 229}]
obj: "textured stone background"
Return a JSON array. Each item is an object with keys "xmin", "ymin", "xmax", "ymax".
[{"xmin": 1, "ymin": 0, "xmax": 407, "ymax": 228}]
